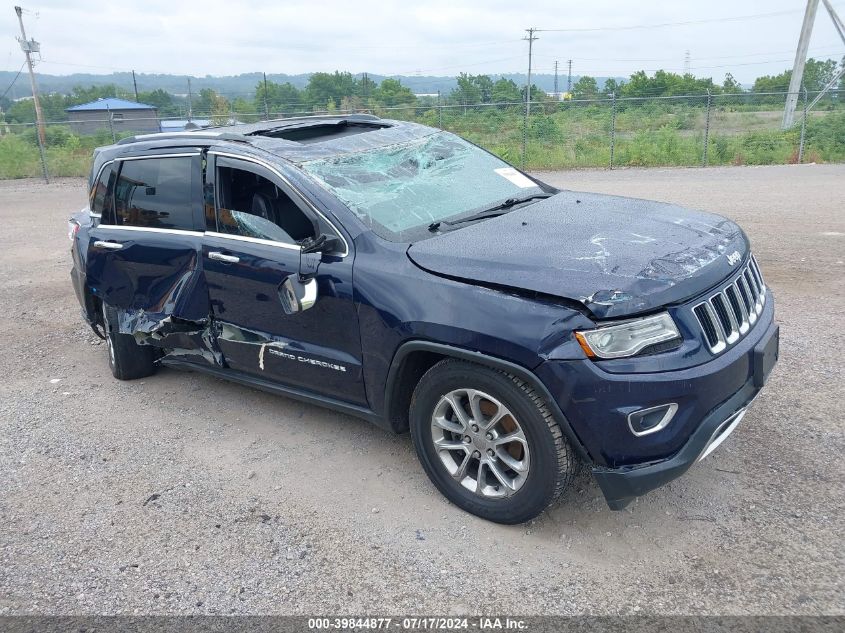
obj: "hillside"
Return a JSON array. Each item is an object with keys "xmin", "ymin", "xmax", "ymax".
[{"xmin": 0, "ymin": 70, "xmax": 622, "ymax": 99}]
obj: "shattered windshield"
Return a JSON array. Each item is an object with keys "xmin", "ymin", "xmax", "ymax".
[{"xmin": 300, "ymin": 131, "xmax": 544, "ymax": 241}]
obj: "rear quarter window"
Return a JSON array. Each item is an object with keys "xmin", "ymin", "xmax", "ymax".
[
  {"xmin": 90, "ymin": 163, "xmax": 115, "ymax": 221},
  {"xmin": 113, "ymin": 157, "xmax": 195, "ymax": 230}
]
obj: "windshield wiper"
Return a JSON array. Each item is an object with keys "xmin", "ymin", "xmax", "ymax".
[{"xmin": 428, "ymin": 192, "xmax": 552, "ymax": 232}]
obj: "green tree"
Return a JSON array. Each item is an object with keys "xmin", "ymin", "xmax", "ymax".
[
  {"xmin": 210, "ymin": 93, "xmax": 231, "ymax": 126},
  {"xmin": 572, "ymin": 76, "xmax": 599, "ymax": 99},
  {"xmin": 491, "ymin": 78, "xmax": 522, "ymax": 103},
  {"xmin": 722, "ymin": 73, "xmax": 743, "ymax": 93},
  {"xmin": 474, "ymin": 75, "xmax": 494, "ymax": 102},
  {"xmin": 6, "ymin": 93, "xmax": 68, "ymax": 123},
  {"xmin": 752, "ymin": 70, "xmax": 790, "ymax": 94},
  {"xmin": 449, "ymin": 73, "xmax": 495, "ymax": 105},
  {"xmin": 67, "ymin": 84, "xmax": 128, "ymax": 106},
  {"xmin": 255, "ymin": 80, "xmax": 302, "ymax": 115},
  {"xmin": 803, "ymin": 58, "xmax": 838, "ymax": 92},
  {"xmin": 305, "ymin": 71, "xmax": 359, "ymax": 108},
  {"xmin": 620, "ymin": 70, "xmax": 717, "ymax": 98},
  {"xmin": 372, "ymin": 78, "xmax": 416, "ymax": 107},
  {"xmin": 450, "ymin": 73, "xmax": 482, "ymax": 105},
  {"xmin": 602, "ymin": 78, "xmax": 623, "ymax": 95},
  {"xmin": 193, "ymin": 88, "xmax": 218, "ymax": 116},
  {"xmin": 137, "ymin": 89, "xmax": 178, "ymax": 116}
]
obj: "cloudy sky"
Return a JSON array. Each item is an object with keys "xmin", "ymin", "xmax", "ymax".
[{"xmin": 2, "ymin": 0, "xmax": 843, "ymax": 82}]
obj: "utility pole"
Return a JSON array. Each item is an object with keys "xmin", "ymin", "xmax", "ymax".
[
  {"xmin": 262, "ymin": 72, "xmax": 270, "ymax": 120},
  {"xmin": 14, "ymin": 6, "xmax": 45, "ymax": 146},
  {"xmin": 554, "ymin": 60, "xmax": 559, "ymax": 96},
  {"xmin": 132, "ymin": 70, "xmax": 139, "ymax": 101},
  {"xmin": 567, "ymin": 59, "xmax": 572, "ymax": 93},
  {"xmin": 783, "ymin": 0, "xmax": 820, "ymax": 128},
  {"xmin": 523, "ymin": 28, "xmax": 538, "ymax": 116},
  {"xmin": 823, "ymin": 0, "xmax": 845, "ymax": 42},
  {"xmin": 187, "ymin": 77, "xmax": 193, "ymax": 123}
]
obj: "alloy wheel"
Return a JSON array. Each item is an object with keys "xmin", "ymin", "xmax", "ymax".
[{"xmin": 430, "ymin": 388, "xmax": 530, "ymax": 498}]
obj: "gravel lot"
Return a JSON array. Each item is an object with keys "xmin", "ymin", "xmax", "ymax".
[{"xmin": 0, "ymin": 165, "xmax": 843, "ymax": 616}]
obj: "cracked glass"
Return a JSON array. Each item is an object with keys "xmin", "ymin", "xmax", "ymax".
[{"xmin": 301, "ymin": 131, "xmax": 542, "ymax": 241}]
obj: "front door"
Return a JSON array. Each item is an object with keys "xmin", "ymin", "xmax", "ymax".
[{"xmin": 202, "ymin": 153, "xmax": 366, "ymax": 406}]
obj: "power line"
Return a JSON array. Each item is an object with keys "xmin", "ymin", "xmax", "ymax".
[
  {"xmin": 535, "ymin": 9, "xmax": 818, "ymax": 33},
  {"xmin": 0, "ymin": 62, "xmax": 25, "ymax": 100}
]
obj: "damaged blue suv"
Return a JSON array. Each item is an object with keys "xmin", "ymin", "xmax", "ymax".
[{"xmin": 69, "ymin": 114, "xmax": 779, "ymax": 524}]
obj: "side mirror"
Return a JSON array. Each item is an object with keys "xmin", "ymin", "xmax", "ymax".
[
  {"xmin": 301, "ymin": 233, "xmax": 339, "ymax": 255},
  {"xmin": 279, "ymin": 276, "xmax": 317, "ymax": 315},
  {"xmin": 279, "ymin": 234, "xmax": 339, "ymax": 315}
]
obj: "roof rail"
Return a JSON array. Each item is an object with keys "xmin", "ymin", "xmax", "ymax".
[{"xmin": 116, "ymin": 131, "xmax": 250, "ymax": 146}]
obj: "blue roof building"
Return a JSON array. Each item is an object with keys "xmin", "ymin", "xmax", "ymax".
[
  {"xmin": 65, "ymin": 97, "xmax": 160, "ymax": 134},
  {"xmin": 66, "ymin": 97, "xmax": 158, "ymax": 112}
]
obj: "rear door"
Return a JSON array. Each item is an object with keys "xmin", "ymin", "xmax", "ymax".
[
  {"xmin": 85, "ymin": 151, "xmax": 213, "ymax": 360},
  {"xmin": 202, "ymin": 152, "xmax": 366, "ymax": 405}
]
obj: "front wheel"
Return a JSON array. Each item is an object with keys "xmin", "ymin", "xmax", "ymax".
[
  {"xmin": 409, "ymin": 359, "xmax": 577, "ymax": 524},
  {"xmin": 102, "ymin": 303, "xmax": 158, "ymax": 380}
]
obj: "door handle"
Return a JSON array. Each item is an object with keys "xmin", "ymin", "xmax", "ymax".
[
  {"xmin": 209, "ymin": 251, "xmax": 240, "ymax": 264},
  {"xmin": 93, "ymin": 240, "xmax": 124, "ymax": 250}
]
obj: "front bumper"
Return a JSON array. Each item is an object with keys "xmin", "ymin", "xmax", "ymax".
[
  {"xmin": 593, "ymin": 318, "xmax": 777, "ymax": 509},
  {"xmin": 592, "ymin": 370, "xmax": 760, "ymax": 510},
  {"xmin": 536, "ymin": 294, "xmax": 779, "ymax": 510}
]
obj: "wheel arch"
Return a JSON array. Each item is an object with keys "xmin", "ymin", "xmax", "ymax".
[{"xmin": 383, "ymin": 341, "xmax": 592, "ymax": 463}]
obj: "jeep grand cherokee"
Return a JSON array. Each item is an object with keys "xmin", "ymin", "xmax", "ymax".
[{"xmin": 68, "ymin": 115, "xmax": 779, "ymax": 524}]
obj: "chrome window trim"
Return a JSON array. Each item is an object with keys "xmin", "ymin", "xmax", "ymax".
[
  {"xmin": 209, "ymin": 150, "xmax": 350, "ymax": 257},
  {"xmin": 114, "ymin": 152, "xmax": 201, "ymax": 161},
  {"xmin": 205, "ymin": 231, "xmax": 300, "ymax": 251},
  {"xmin": 89, "ymin": 159, "xmax": 115, "ymax": 215},
  {"xmin": 94, "ymin": 225, "xmax": 302, "ymax": 250},
  {"xmin": 96, "ymin": 224, "xmax": 205, "ymax": 237},
  {"xmin": 90, "ymin": 160, "xmax": 114, "ymax": 190},
  {"xmin": 99, "ymin": 153, "xmax": 202, "ymax": 232}
]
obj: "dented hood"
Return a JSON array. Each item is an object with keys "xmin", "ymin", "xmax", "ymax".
[{"xmin": 406, "ymin": 191, "xmax": 749, "ymax": 318}]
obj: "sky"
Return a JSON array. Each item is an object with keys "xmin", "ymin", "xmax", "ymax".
[{"xmin": 1, "ymin": 0, "xmax": 844, "ymax": 83}]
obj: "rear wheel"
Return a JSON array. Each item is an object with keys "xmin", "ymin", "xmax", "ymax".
[
  {"xmin": 102, "ymin": 303, "xmax": 157, "ymax": 380},
  {"xmin": 409, "ymin": 359, "xmax": 576, "ymax": 524}
]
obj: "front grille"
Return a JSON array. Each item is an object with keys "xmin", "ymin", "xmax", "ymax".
[{"xmin": 693, "ymin": 255, "xmax": 766, "ymax": 354}]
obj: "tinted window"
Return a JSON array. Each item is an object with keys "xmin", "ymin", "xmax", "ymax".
[
  {"xmin": 114, "ymin": 157, "xmax": 194, "ymax": 230},
  {"xmin": 90, "ymin": 163, "xmax": 115, "ymax": 221}
]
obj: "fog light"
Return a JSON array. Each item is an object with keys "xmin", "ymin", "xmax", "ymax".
[{"xmin": 627, "ymin": 403, "xmax": 678, "ymax": 437}]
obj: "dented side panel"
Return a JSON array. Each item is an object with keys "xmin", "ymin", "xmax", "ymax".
[{"xmin": 85, "ymin": 228, "xmax": 222, "ymax": 365}]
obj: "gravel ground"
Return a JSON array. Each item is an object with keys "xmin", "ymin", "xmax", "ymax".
[{"xmin": 0, "ymin": 165, "xmax": 843, "ymax": 616}]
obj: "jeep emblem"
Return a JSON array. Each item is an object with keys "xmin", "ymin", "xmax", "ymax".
[{"xmin": 726, "ymin": 250, "xmax": 741, "ymax": 266}]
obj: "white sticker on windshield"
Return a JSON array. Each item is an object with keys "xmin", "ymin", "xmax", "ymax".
[{"xmin": 494, "ymin": 167, "xmax": 536, "ymax": 189}]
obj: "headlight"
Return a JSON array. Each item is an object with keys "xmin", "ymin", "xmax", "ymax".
[{"xmin": 575, "ymin": 312, "xmax": 681, "ymax": 359}]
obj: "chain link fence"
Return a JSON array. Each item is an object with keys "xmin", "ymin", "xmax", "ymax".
[{"xmin": 1, "ymin": 89, "xmax": 842, "ymax": 181}]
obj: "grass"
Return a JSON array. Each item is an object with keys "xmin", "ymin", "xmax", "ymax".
[{"xmin": 1, "ymin": 106, "xmax": 844, "ymax": 179}]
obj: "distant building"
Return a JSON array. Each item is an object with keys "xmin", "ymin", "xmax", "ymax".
[
  {"xmin": 159, "ymin": 119, "xmax": 211, "ymax": 132},
  {"xmin": 65, "ymin": 98, "xmax": 159, "ymax": 135}
]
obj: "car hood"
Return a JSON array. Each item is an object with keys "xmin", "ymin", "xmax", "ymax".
[{"xmin": 406, "ymin": 191, "xmax": 749, "ymax": 318}]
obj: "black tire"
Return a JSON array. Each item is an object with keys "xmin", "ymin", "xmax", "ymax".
[
  {"xmin": 409, "ymin": 359, "xmax": 576, "ymax": 524},
  {"xmin": 102, "ymin": 303, "xmax": 158, "ymax": 380}
]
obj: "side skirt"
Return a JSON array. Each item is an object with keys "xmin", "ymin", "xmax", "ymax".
[{"xmin": 161, "ymin": 358, "xmax": 388, "ymax": 430}]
